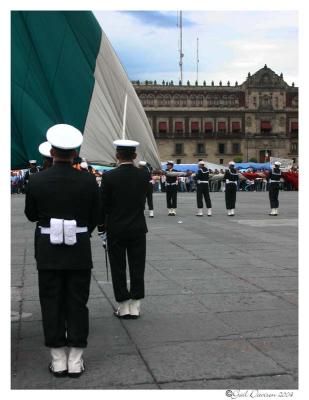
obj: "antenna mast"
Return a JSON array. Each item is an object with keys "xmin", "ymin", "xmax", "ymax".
[
  {"xmin": 178, "ymin": 11, "xmax": 184, "ymax": 82},
  {"xmin": 196, "ymin": 37, "xmax": 199, "ymax": 83}
]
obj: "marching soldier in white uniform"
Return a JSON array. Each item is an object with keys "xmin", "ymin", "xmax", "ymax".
[
  {"xmin": 165, "ymin": 161, "xmax": 178, "ymax": 216},
  {"xmin": 223, "ymin": 161, "xmax": 239, "ymax": 216},
  {"xmin": 25, "ymin": 124, "xmax": 100, "ymax": 378},
  {"xmin": 267, "ymin": 161, "xmax": 282, "ymax": 216},
  {"xmin": 194, "ymin": 160, "xmax": 212, "ymax": 216}
]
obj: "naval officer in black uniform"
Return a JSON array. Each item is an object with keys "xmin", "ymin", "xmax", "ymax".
[
  {"xmin": 25, "ymin": 124, "xmax": 100, "ymax": 378},
  {"xmin": 98, "ymin": 140, "xmax": 149, "ymax": 318},
  {"xmin": 138, "ymin": 160, "xmax": 154, "ymax": 218},
  {"xmin": 223, "ymin": 161, "xmax": 239, "ymax": 216},
  {"xmin": 194, "ymin": 160, "xmax": 212, "ymax": 216},
  {"xmin": 267, "ymin": 161, "xmax": 282, "ymax": 216}
]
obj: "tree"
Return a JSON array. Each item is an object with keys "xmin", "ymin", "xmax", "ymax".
[
  {"xmin": 234, "ymin": 156, "xmax": 243, "ymax": 163},
  {"xmin": 249, "ymin": 157, "xmax": 257, "ymax": 162}
]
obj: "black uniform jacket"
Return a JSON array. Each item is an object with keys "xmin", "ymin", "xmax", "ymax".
[
  {"xmin": 99, "ymin": 164, "xmax": 148, "ymax": 237},
  {"xmin": 25, "ymin": 162, "xmax": 100, "ymax": 270},
  {"xmin": 267, "ymin": 168, "xmax": 281, "ymax": 182},
  {"xmin": 165, "ymin": 168, "xmax": 178, "ymax": 184},
  {"xmin": 195, "ymin": 167, "xmax": 210, "ymax": 182},
  {"xmin": 223, "ymin": 168, "xmax": 239, "ymax": 182}
]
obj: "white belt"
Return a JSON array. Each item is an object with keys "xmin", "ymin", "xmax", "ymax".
[
  {"xmin": 166, "ymin": 182, "xmax": 177, "ymax": 186},
  {"xmin": 197, "ymin": 180, "xmax": 209, "ymax": 184},
  {"xmin": 226, "ymin": 180, "xmax": 237, "ymax": 184},
  {"xmin": 269, "ymin": 180, "xmax": 280, "ymax": 183},
  {"xmin": 40, "ymin": 226, "xmax": 88, "ymax": 234}
]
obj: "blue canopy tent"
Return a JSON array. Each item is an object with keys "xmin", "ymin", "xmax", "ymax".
[{"xmin": 234, "ymin": 162, "xmax": 271, "ymax": 170}]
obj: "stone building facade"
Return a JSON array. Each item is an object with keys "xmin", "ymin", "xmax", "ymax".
[{"xmin": 133, "ymin": 65, "xmax": 298, "ymax": 165}]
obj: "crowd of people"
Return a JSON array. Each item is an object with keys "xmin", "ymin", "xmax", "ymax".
[{"xmin": 11, "ymin": 163, "xmax": 299, "ymax": 195}]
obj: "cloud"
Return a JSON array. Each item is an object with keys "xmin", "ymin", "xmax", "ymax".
[
  {"xmin": 93, "ymin": 10, "xmax": 298, "ymax": 85},
  {"xmin": 120, "ymin": 11, "xmax": 196, "ymax": 28}
]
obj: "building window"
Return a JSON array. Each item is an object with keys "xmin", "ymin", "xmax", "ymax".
[
  {"xmin": 207, "ymin": 97, "xmax": 213, "ymax": 107},
  {"xmin": 231, "ymin": 121, "xmax": 241, "ymax": 133},
  {"xmin": 262, "ymin": 95, "xmax": 271, "ymax": 106},
  {"xmin": 175, "ymin": 121, "xmax": 184, "ymax": 133},
  {"xmin": 253, "ymin": 97, "xmax": 257, "ymax": 107},
  {"xmin": 175, "ymin": 143, "xmax": 184, "ymax": 155},
  {"xmin": 176, "ymin": 159, "xmax": 182, "ymax": 164},
  {"xmin": 190, "ymin": 96, "xmax": 196, "ymax": 106},
  {"xmin": 290, "ymin": 121, "xmax": 298, "ymax": 133},
  {"xmin": 196, "ymin": 143, "xmax": 205, "ymax": 154},
  {"xmin": 261, "ymin": 120, "xmax": 272, "ymax": 133},
  {"xmin": 181, "ymin": 96, "xmax": 187, "ymax": 106},
  {"xmin": 219, "ymin": 159, "xmax": 224, "ymax": 164},
  {"xmin": 164, "ymin": 96, "xmax": 171, "ymax": 106},
  {"xmin": 218, "ymin": 143, "xmax": 225, "ymax": 154},
  {"xmin": 204, "ymin": 122, "xmax": 213, "ymax": 133},
  {"xmin": 197, "ymin": 96, "xmax": 203, "ymax": 106},
  {"xmin": 157, "ymin": 95, "xmax": 164, "ymax": 106},
  {"xmin": 174, "ymin": 95, "xmax": 180, "ymax": 106},
  {"xmin": 291, "ymin": 143, "xmax": 298, "ymax": 153},
  {"xmin": 158, "ymin": 121, "xmax": 167, "ymax": 133},
  {"xmin": 148, "ymin": 96, "xmax": 154, "ymax": 106},
  {"xmin": 140, "ymin": 95, "xmax": 147, "ymax": 106},
  {"xmin": 232, "ymin": 143, "xmax": 241, "ymax": 154},
  {"xmin": 292, "ymin": 96, "xmax": 298, "ymax": 108},
  {"xmin": 191, "ymin": 121, "xmax": 199, "ymax": 133},
  {"xmin": 218, "ymin": 121, "xmax": 226, "ymax": 133}
]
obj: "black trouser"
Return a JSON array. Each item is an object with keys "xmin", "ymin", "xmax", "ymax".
[
  {"xmin": 107, "ymin": 233, "xmax": 146, "ymax": 302},
  {"xmin": 146, "ymin": 183, "xmax": 153, "ymax": 210},
  {"xmin": 196, "ymin": 183, "xmax": 212, "ymax": 209},
  {"xmin": 269, "ymin": 183, "xmax": 280, "ymax": 208},
  {"xmin": 38, "ymin": 269, "xmax": 91, "ymax": 348},
  {"xmin": 166, "ymin": 184, "xmax": 177, "ymax": 208},
  {"xmin": 225, "ymin": 183, "xmax": 237, "ymax": 209}
]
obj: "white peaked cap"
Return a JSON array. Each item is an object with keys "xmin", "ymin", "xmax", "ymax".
[
  {"xmin": 113, "ymin": 139, "xmax": 140, "ymax": 148},
  {"xmin": 80, "ymin": 162, "xmax": 88, "ymax": 169},
  {"xmin": 46, "ymin": 124, "xmax": 83, "ymax": 149},
  {"xmin": 229, "ymin": 161, "xmax": 235, "ymax": 165},
  {"xmin": 38, "ymin": 141, "xmax": 52, "ymax": 158},
  {"xmin": 274, "ymin": 161, "xmax": 281, "ymax": 166},
  {"xmin": 29, "ymin": 160, "xmax": 37, "ymax": 164},
  {"xmin": 198, "ymin": 160, "xmax": 205, "ymax": 165},
  {"xmin": 166, "ymin": 160, "xmax": 174, "ymax": 164},
  {"xmin": 139, "ymin": 161, "xmax": 147, "ymax": 166}
]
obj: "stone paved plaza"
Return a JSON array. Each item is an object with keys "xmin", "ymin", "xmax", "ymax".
[{"xmin": 11, "ymin": 191, "xmax": 298, "ymax": 390}]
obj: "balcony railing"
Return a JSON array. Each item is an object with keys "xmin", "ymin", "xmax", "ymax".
[{"xmin": 154, "ymin": 131, "xmax": 245, "ymax": 139}]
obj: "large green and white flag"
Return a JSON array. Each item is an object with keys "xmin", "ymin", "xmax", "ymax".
[{"xmin": 11, "ymin": 11, "xmax": 161, "ymax": 169}]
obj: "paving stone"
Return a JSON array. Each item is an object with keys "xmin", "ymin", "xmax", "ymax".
[
  {"xmin": 245, "ymin": 276, "xmax": 298, "ymax": 292},
  {"xmin": 249, "ymin": 336, "xmax": 298, "ymax": 372},
  {"xmin": 140, "ymin": 340, "xmax": 285, "ymax": 382},
  {"xmin": 124, "ymin": 313, "xmax": 238, "ymax": 346},
  {"xmin": 216, "ymin": 309, "xmax": 297, "ymax": 339},
  {"xmin": 196, "ymin": 292, "xmax": 296, "ymax": 312}
]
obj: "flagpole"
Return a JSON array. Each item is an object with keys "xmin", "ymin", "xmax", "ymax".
[{"xmin": 122, "ymin": 94, "xmax": 128, "ymax": 140}]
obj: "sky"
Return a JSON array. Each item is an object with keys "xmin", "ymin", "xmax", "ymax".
[{"xmin": 94, "ymin": 10, "xmax": 298, "ymax": 86}]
